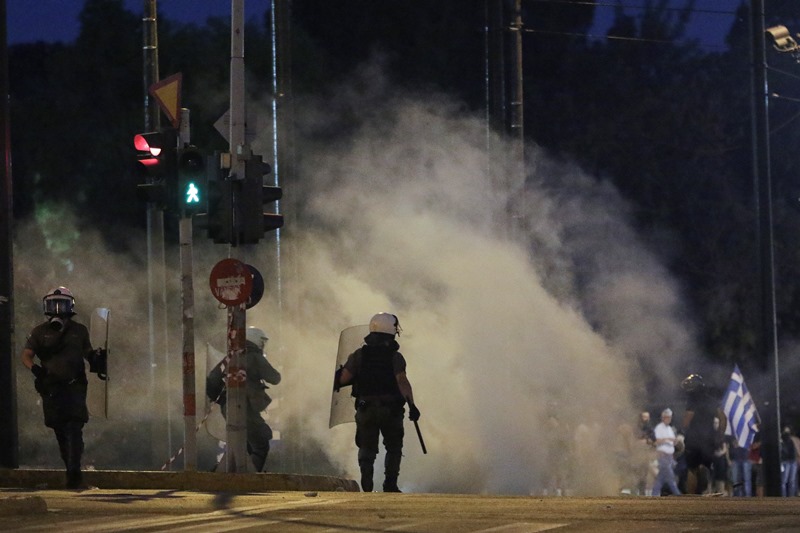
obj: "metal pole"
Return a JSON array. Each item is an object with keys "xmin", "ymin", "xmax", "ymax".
[
  {"xmin": 0, "ymin": 0, "xmax": 19, "ymax": 469},
  {"xmin": 271, "ymin": 0, "xmax": 292, "ymax": 473},
  {"xmin": 509, "ymin": 0, "xmax": 524, "ymax": 163},
  {"xmin": 179, "ymin": 108, "xmax": 196, "ymax": 471},
  {"xmin": 749, "ymin": 0, "xmax": 781, "ymax": 497},
  {"xmin": 507, "ymin": 0, "xmax": 525, "ymax": 237},
  {"xmin": 225, "ymin": 0, "xmax": 250, "ymax": 473},
  {"xmin": 142, "ymin": 0, "xmax": 172, "ymax": 469}
]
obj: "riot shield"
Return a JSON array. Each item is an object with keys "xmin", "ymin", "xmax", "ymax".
[
  {"xmin": 87, "ymin": 307, "xmax": 110, "ymax": 418},
  {"xmin": 329, "ymin": 325, "xmax": 369, "ymax": 428},
  {"xmin": 204, "ymin": 342, "xmax": 227, "ymax": 442}
]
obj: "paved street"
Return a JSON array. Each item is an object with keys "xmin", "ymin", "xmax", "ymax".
[{"xmin": 3, "ymin": 489, "xmax": 800, "ymax": 532}]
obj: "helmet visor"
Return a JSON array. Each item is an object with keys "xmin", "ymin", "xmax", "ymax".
[{"xmin": 44, "ymin": 296, "xmax": 74, "ymax": 316}]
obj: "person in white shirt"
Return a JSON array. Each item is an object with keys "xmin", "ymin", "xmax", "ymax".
[{"xmin": 652, "ymin": 408, "xmax": 681, "ymax": 495}]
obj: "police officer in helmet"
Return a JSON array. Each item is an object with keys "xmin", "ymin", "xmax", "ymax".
[
  {"xmin": 680, "ymin": 373, "xmax": 727, "ymax": 494},
  {"xmin": 20, "ymin": 287, "xmax": 107, "ymax": 489},
  {"xmin": 206, "ymin": 326, "xmax": 281, "ymax": 472},
  {"xmin": 335, "ymin": 312, "xmax": 421, "ymax": 492}
]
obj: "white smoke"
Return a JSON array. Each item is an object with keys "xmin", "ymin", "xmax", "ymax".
[
  {"xmin": 244, "ymin": 70, "xmax": 697, "ymax": 494},
  {"xmin": 13, "ymin": 66, "xmax": 698, "ymax": 494}
]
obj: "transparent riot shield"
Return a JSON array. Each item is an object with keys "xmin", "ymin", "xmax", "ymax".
[
  {"xmin": 204, "ymin": 342, "xmax": 227, "ymax": 442},
  {"xmin": 87, "ymin": 307, "xmax": 110, "ymax": 418},
  {"xmin": 329, "ymin": 325, "xmax": 369, "ymax": 428}
]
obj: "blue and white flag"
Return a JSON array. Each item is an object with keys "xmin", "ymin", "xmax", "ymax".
[{"xmin": 722, "ymin": 365, "xmax": 759, "ymax": 449}]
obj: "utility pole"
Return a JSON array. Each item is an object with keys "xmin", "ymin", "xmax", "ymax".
[
  {"xmin": 178, "ymin": 108, "xmax": 197, "ymax": 471},
  {"xmin": 750, "ymin": 0, "xmax": 781, "ymax": 497},
  {"xmin": 271, "ymin": 0, "xmax": 292, "ymax": 473},
  {"xmin": 0, "ymin": 0, "xmax": 19, "ymax": 469},
  {"xmin": 142, "ymin": 0, "xmax": 172, "ymax": 467},
  {"xmin": 225, "ymin": 0, "xmax": 250, "ymax": 473},
  {"xmin": 485, "ymin": 0, "xmax": 525, "ymax": 235},
  {"xmin": 509, "ymin": 0, "xmax": 524, "ymax": 171}
]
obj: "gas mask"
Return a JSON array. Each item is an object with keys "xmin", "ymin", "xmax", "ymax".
[
  {"xmin": 48, "ymin": 315, "xmax": 68, "ymax": 331},
  {"xmin": 42, "ymin": 287, "xmax": 76, "ymax": 331}
]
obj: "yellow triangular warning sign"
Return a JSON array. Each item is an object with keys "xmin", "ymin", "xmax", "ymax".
[{"xmin": 149, "ymin": 73, "xmax": 182, "ymax": 128}]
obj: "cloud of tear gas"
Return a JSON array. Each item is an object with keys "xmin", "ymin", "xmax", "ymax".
[
  {"xmin": 13, "ymin": 63, "xmax": 701, "ymax": 492},
  {"xmin": 240, "ymin": 65, "xmax": 701, "ymax": 495},
  {"xmin": 13, "ymin": 216, "xmax": 194, "ymax": 469}
]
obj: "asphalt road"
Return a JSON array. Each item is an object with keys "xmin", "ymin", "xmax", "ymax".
[{"xmin": 2, "ymin": 489, "xmax": 800, "ymax": 532}]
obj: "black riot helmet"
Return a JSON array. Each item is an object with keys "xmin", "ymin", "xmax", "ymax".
[{"xmin": 681, "ymin": 373, "xmax": 705, "ymax": 393}]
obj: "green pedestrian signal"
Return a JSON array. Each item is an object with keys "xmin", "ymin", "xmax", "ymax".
[
  {"xmin": 185, "ymin": 181, "xmax": 201, "ymax": 205},
  {"xmin": 177, "ymin": 146, "xmax": 205, "ymax": 216}
]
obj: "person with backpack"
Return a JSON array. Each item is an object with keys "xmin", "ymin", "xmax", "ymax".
[
  {"xmin": 206, "ymin": 326, "xmax": 281, "ymax": 472},
  {"xmin": 334, "ymin": 312, "xmax": 421, "ymax": 492}
]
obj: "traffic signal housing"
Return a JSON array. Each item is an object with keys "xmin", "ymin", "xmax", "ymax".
[
  {"xmin": 195, "ymin": 152, "xmax": 233, "ymax": 244},
  {"xmin": 177, "ymin": 146, "xmax": 205, "ymax": 216},
  {"xmin": 135, "ymin": 130, "xmax": 177, "ymax": 210},
  {"xmin": 240, "ymin": 155, "xmax": 283, "ymax": 244}
]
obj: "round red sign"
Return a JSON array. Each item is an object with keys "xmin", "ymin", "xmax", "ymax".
[{"xmin": 209, "ymin": 258, "xmax": 254, "ymax": 306}]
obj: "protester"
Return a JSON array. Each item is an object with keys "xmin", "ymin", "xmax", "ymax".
[
  {"xmin": 652, "ymin": 408, "xmax": 681, "ymax": 496},
  {"xmin": 781, "ymin": 426, "xmax": 797, "ymax": 497}
]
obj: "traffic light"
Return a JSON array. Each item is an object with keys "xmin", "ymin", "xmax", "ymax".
[
  {"xmin": 134, "ymin": 129, "xmax": 177, "ymax": 210},
  {"xmin": 195, "ymin": 152, "xmax": 233, "ymax": 244},
  {"xmin": 240, "ymin": 155, "xmax": 283, "ymax": 244},
  {"xmin": 177, "ymin": 146, "xmax": 205, "ymax": 216}
]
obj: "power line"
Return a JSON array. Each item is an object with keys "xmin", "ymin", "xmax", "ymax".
[
  {"xmin": 524, "ymin": 0, "xmax": 739, "ymax": 18},
  {"xmin": 521, "ymin": 27, "xmax": 731, "ymax": 50}
]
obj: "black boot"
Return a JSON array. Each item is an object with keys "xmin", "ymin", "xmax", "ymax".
[
  {"xmin": 384, "ymin": 451, "xmax": 402, "ymax": 492},
  {"xmin": 360, "ymin": 466, "xmax": 374, "ymax": 492},
  {"xmin": 64, "ymin": 425, "xmax": 85, "ymax": 489},
  {"xmin": 66, "ymin": 469, "xmax": 83, "ymax": 490},
  {"xmin": 250, "ymin": 453, "xmax": 266, "ymax": 473},
  {"xmin": 383, "ymin": 475, "xmax": 401, "ymax": 493}
]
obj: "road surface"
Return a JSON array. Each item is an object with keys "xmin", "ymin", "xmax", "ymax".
[{"xmin": 2, "ymin": 489, "xmax": 800, "ymax": 532}]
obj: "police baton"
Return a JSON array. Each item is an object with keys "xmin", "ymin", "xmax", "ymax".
[
  {"xmin": 406, "ymin": 397, "xmax": 427, "ymax": 454},
  {"xmin": 413, "ymin": 420, "xmax": 427, "ymax": 454}
]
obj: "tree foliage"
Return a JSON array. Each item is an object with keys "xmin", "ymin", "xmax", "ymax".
[{"xmin": 10, "ymin": 0, "xmax": 800, "ymax": 372}]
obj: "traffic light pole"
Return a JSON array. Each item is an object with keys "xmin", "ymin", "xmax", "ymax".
[
  {"xmin": 142, "ymin": 0, "xmax": 173, "ymax": 468},
  {"xmin": 179, "ymin": 109, "xmax": 197, "ymax": 471},
  {"xmin": 225, "ymin": 0, "xmax": 250, "ymax": 473}
]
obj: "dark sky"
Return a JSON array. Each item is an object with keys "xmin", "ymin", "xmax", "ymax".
[
  {"xmin": 590, "ymin": 0, "xmax": 741, "ymax": 51},
  {"xmin": 7, "ymin": 0, "xmax": 269, "ymax": 44},
  {"xmin": 8, "ymin": 1, "xmax": 740, "ymax": 50}
]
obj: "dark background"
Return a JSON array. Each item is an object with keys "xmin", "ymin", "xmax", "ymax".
[{"xmin": 8, "ymin": 0, "xmax": 800, "ymax": 467}]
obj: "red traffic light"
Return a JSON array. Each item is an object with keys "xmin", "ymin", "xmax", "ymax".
[
  {"xmin": 134, "ymin": 130, "xmax": 177, "ymax": 175},
  {"xmin": 134, "ymin": 134, "xmax": 162, "ymax": 155}
]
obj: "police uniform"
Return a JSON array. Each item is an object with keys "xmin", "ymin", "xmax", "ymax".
[
  {"xmin": 681, "ymin": 374, "xmax": 726, "ymax": 494},
  {"xmin": 207, "ymin": 337, "xmax": 281, "ymax": 472},
  {"xmin": 343, "ymin": 332, "xmax": 408, "ymax": 492},
  {"xmin": 25, "ymin": 318, "xmax": 93, "ymax": 488}
]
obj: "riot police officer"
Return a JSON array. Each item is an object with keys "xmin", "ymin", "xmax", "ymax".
[
  {"xmin": 335, "ymin": 312, "xmax": 421, "ymax": 492},
  {"xmin": 681, "ymin": 373, "xmax": 727, "ymax": 494},
  {"xmin": 207, "ymin": 326, "xmax": 281, "ymax": 472},
  {"xmin": 20, "ymin": 287, "xmax": 106, "ymax": 489}
]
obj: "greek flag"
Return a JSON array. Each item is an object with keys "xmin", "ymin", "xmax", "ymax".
[{"xmin": 722, "ymin": 365, "xmax": 759, "ymax": 449}]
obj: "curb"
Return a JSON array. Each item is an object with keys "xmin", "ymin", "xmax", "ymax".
[{"xmin": 0, "ymin": 469, "xmax": 360, "ymax": 493}]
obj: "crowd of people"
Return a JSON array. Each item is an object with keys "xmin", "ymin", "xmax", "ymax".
[
  {"xmin": 626, "ymin": 407, "xmax": 800, "ymax": 497},
  {"xmin": 19, "ymin": 286, "xmax": 797, "ymax": 496}
]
